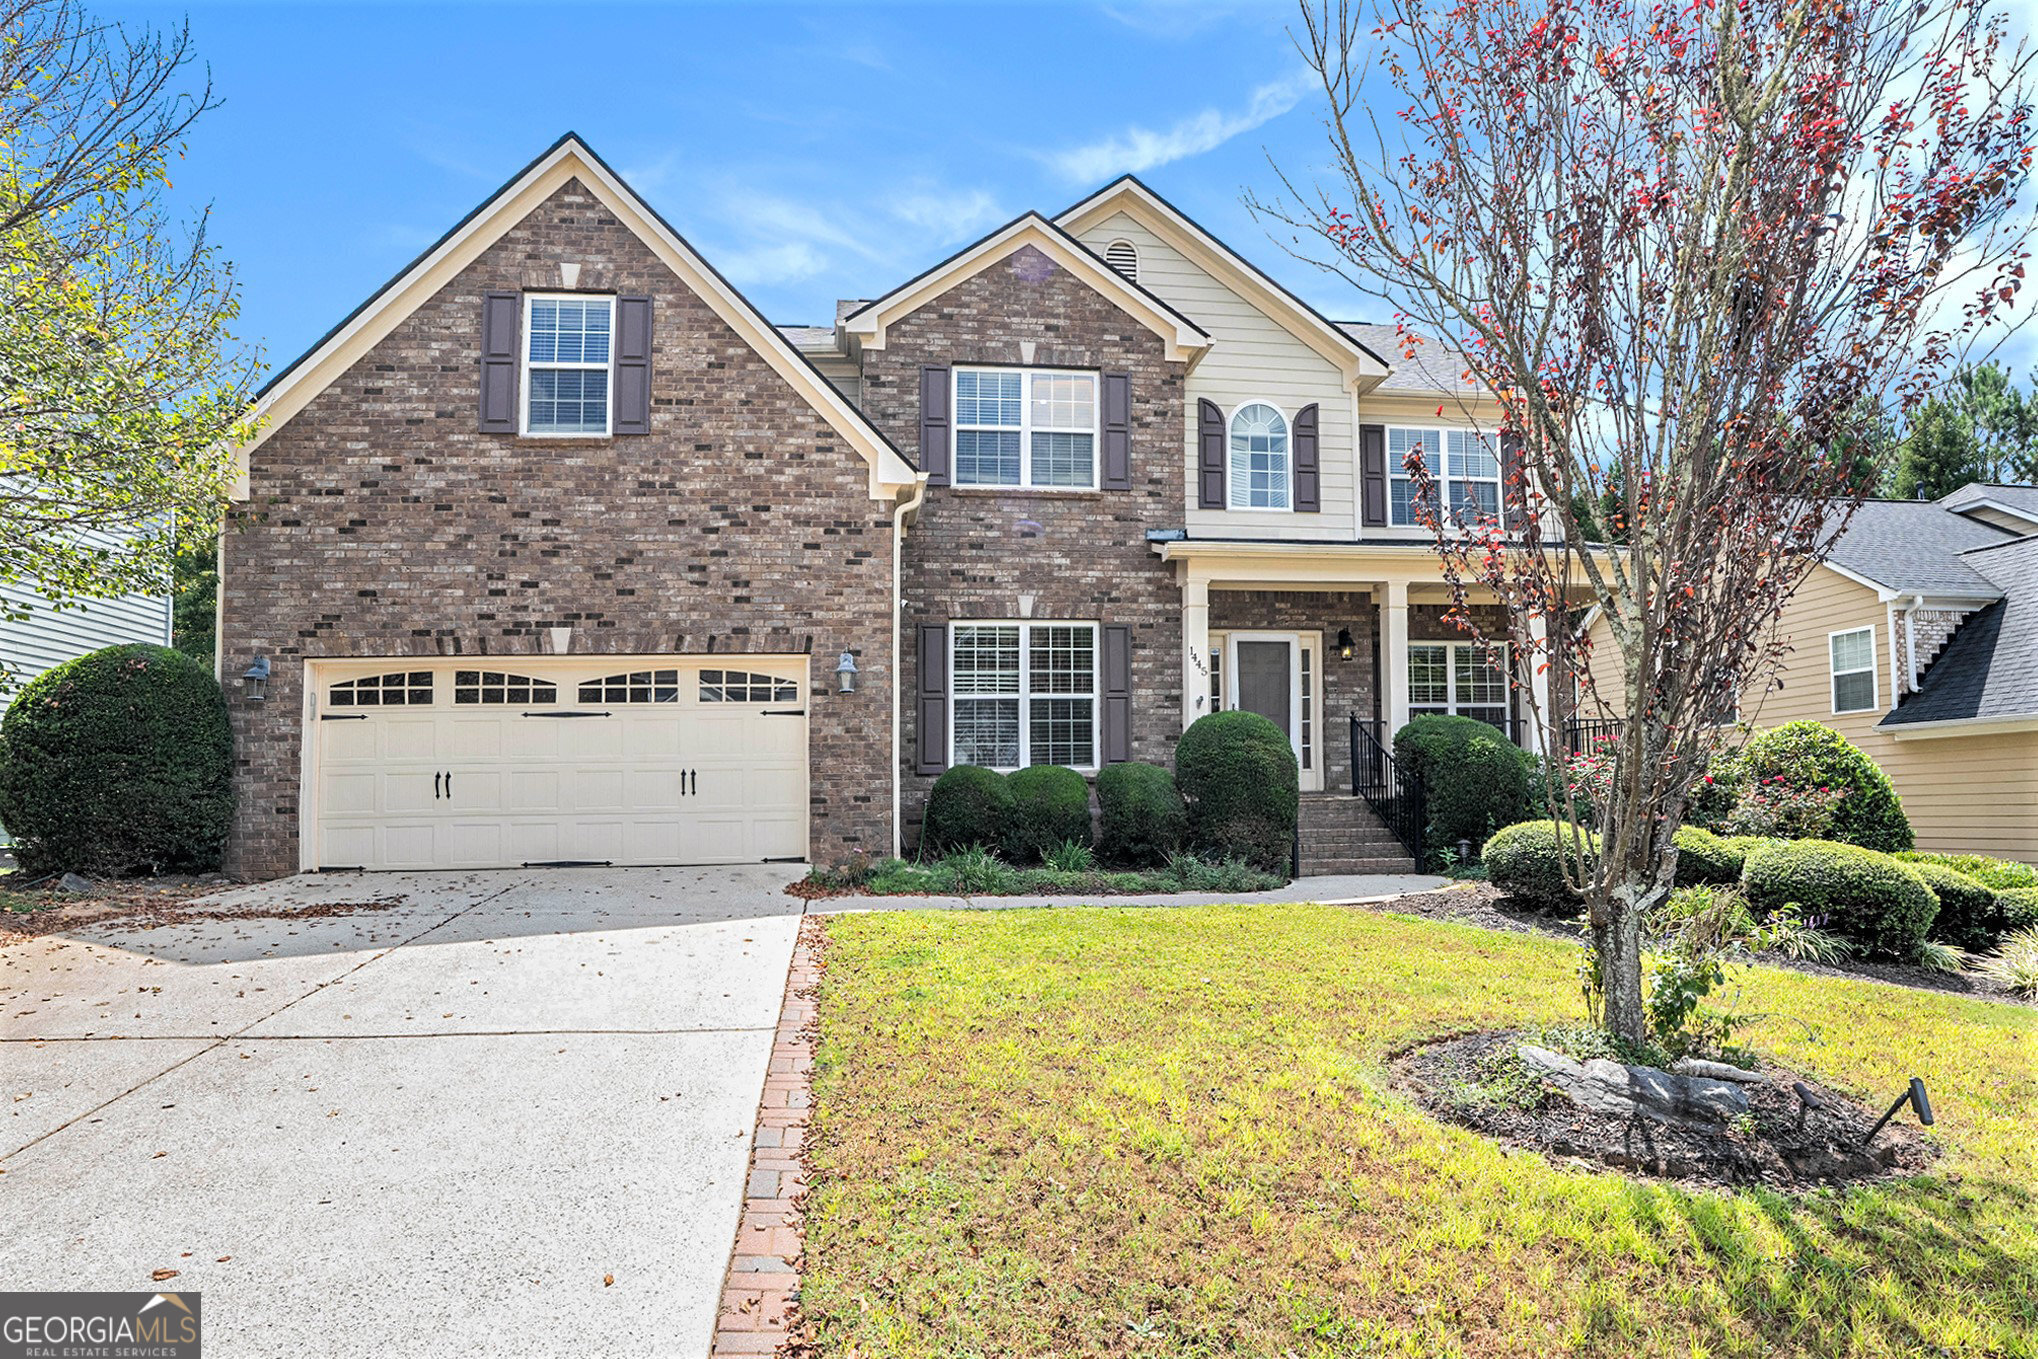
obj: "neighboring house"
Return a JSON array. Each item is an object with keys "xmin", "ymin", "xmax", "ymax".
[
  {"xmin": 217, "ymin": 134, "xmax": 1530, "ymax": 880},
  {"xmin": 0, "ymin": 582, "xmax": 175, "ymax": 695},
  {"xmin": 1585, "ymin": 489, "xmax": 2038, "ymax": 862}
]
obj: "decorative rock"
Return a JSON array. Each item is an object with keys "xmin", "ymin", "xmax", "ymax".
[
  {"xmin": 1672, "ymin": 1057, "xmax": 1763, "ymax": 1085},
  {"xmin": 1518, "ymin": 1044, "xmax": 1751, "ymax": 1128},
  {"xmin": 57, "ymin": 873, "xmax": 99, "ymax": 895}
]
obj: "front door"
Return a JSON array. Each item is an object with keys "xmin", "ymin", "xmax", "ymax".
[{"xmin": 1221, "ymin": 631, "xmax": 1321, "ymax": 791}]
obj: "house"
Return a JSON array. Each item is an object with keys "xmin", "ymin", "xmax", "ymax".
[
  {"xmin": 217, "ymin": 133, "xmax": 1533, "ymax": 880},
  {"xmin": 1584, "ymin": 489, "xmax": 2038, "ymax": 862},
  {"xmin": 1, "ymin": 578, "xmax": 175, "ymax": 697}
]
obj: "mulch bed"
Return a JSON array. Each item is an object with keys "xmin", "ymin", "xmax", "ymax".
[
  {"xmin": 1395, "ymin": 1031, "xmax": 1939, "ymax": 1190},
  {"xmin": 0, "ymin": 874, "xmax": 405, "ymax": 942},
  {"xmin": 1379, "ymin": 880, "xmax": 2033, "ymax": 1007}
]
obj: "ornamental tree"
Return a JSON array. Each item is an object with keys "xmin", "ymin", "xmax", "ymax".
[{"xmin": 1259, "ymin": 0, "xmax": 2033, "ymax": 1041}]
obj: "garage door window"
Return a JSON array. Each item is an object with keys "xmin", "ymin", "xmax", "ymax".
[
  {"xmin": 580, "ymin": 669, "xmax": 681, "ymax": 703},
  {"xmin": 453, "ymin": 670, "xmax": 558, "ymax": 705},
  {"xmin": 700, "ymin": 669, "xmax": 798, "ymax": 703},
  {"xmin": 329, "ymin": 672, "xmax": 434, "ymax": 706}
]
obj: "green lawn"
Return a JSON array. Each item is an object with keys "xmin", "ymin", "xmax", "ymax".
[{"xmin": 802, "ymin": 904, "xmax": 2038, "ymax": 1358}]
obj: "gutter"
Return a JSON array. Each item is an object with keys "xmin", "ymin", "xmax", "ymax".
[{"xmin": 890, "ymin": 476, "xmax": 928, "ymax": 858}]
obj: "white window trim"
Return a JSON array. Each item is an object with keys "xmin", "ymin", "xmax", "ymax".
[
  {"xmin": 1407, "ymin": 640, "xmax": 1512, "ymax": 723},
  {"xmin": 951, "ymin": 366, "xmax": 1099, "ymax": 490},
  {"xmin": 1226, "ymin": 399, "xmax": 1292, "ymax": 513},
  {"xmin": 1386, "ymin": 426, "xmax": 1502, "ymax": 528},
  {"xmin": 948, "ymin": 620, "xmax": 1101, "ymax": 771},
  {"xmin": 521, "ymin": 292, "xmax": 616, "ymax": 438},
  {"xmin": 1828, "ymin": 626, "xmax": 1879, "ymax": 714}
]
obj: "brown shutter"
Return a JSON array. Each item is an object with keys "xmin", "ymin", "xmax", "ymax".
[
  {"xmin": 920, "ymin": 366, "xmax": 951, "ymax": 486},
  {"xmin": 1360, "ymin": 422, "xmax": 1388, "ymax": 527},
  {"xmin": 613, "ymin": 295, "xmax": 652, "ymax": 435},
  {"xmin": 1293, "ymin": 403, "xmax": 1320, "ymax": 512},
  {"xmin": 1197, "ymin": 399, "xmax": 1226, "ymax": 508},
  {"xmin": 915, "ymin": 623, "xmax": 948, "ymax": 775},
  {"xmin": 1101, "ymin": 624, "xmax": 1132, "ymax": 764},
  {"xmin": 479, "ymin": 291, "xmax": 520, "ymax": 433},
  {"xmin": 1500, "ymin": 429, "xmax": 1525, "ymax": 531},
  {"xmin": 1101, "ymin": 372, "xmax": 1132, "ymax": 490}
]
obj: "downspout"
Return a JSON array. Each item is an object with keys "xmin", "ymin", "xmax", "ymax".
[
  {"xmin": 1902, "ymin": 593, "xmax": 1926, "ymax": 694},
  {"xmin": 890, "ymin": 476, "xmax": 927, "ymax": 859},
  {"xmin": 1884, "ymin": 598, "xmax": 1901, "ymax": 709}
]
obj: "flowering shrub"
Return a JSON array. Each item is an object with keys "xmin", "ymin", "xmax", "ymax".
[{"xmin": 1719, "ymin": 774, "xmax": 1848, "ymax": 840}]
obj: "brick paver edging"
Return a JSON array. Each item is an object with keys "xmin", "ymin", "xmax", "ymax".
[{"xmin": 709, "ymin": 915, "xmax": 823, "ymax": 1356}]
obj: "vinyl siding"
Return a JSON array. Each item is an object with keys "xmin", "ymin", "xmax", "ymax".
[
  {"xmin": 1071, "ymin": 211, "xmax": 1355, "ymax": 540},
  {"xmin": 0, "ymin": 582, "xmax": 174, "ymax": 690}
]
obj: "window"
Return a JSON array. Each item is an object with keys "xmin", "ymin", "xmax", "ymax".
[
  {"xmin": 453, "ymin": 670, "xmax": 557, "ymax": 705},
  {"xmin": 1830, "ymin": 628, "xmax": 1878, "ymax": 713},
  {"xmin": 1104, "ymin": 239, "xmax": 1139, "ymax": 282},
  {"xmin": 523, "ymin": 294, "xmax": 614, "ymax": 436},
  {"xmin": 1408, "ymin": 642, "xmax": 1511, "ymax": 731},
  {"xmin": 580, "ymin": 669, "xmax": 681, "ymax": 704},
  {"xmin": 953, "ymin": 367, "xmax": 1097, "ymax": 489},
  {"xmin": 1228, "ymin": 403, "xmax": 1290, "ymax": 510},
  {"xmin": 1387, "ymin": 427, "xmax": 1502, "ymax": 526},
  {"xmin": 700, "ymin": 670, "xmax": 799, "ymax": 704},
  {"xmin": 329, "ymin": 672, "xmax": 433, "ymax": 706},
  {"xmin": 950, "ymin": 622, "xmax": 1098, "ymax": 769}
]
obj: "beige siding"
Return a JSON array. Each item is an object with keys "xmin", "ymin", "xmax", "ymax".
[
  {"xmin": 1072, "ymin": 211, "xmax": 1355, "ymax": 541},
  {"xmin": 1580, "ymin": 564, "xmax": 2038, "ymax": 862}
]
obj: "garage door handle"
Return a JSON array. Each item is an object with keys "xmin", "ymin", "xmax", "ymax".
[
  {"xmin": 435, "ymin": 772, "xmax": 442, "ymax": 800},
  {"xmin": 523, "ymin": 710, "xmax": 613, "ymax": 718}
]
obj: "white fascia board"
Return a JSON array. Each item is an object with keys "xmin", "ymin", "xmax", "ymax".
[{"xmin": 1880, "ymin": 712, "xmax": 2038, "ymax": 739}]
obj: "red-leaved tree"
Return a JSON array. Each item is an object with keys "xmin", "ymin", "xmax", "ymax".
[{"xmin": 1257, "ymin": 0, "xmax": 2034, "ymax": 1041}]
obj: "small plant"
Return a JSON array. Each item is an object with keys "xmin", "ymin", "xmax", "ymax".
[
  {"xmin": 1756, "ymin": 906, "xmax": 1854, "ymax": 964},
  {"xmin": 1042, "ymin": 838, "xmax": 1097, "ymax": 872},
  {"xmin": 1974, "ymin": 927, "xmax": 2038, "ymax": 997},
  {"xmin": 940, "ymin": 846, "xmax": 1017, "ymax": 894},
  {"xmin": 1912, "ymin": 938, "xmax": 1968, "ymax": 974},
  {"xmin": 1454, "ymin": 1044, "xmax": 1555, "ymax": 1112}
]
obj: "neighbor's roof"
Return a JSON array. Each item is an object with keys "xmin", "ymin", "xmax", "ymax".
[
  {"xmin": 1939, "ymin": 482, "xmax": 2038, "ymax": 527},
  {"xmin": 1336, "ymin": 323, "xmax": 1486, "ymax": 397},
  {"xmin": 1880, "ymin": 534, "xmax": 2038, "ymax": 728},
  {"xmin": 1824, "ymin": 498, "xmax": 2018, "ymax": 597}
]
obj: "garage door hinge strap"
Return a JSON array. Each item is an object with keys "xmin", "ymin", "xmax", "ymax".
[
  {"xmin": 522, "ymin": 710, "xmax": 615, "ymax": 718},
  {"xmin": 321, "ymin": 714, "xmax": 369, "ymax": 721},
  {"xmin": 763, "ymin": 709, "xmax": 806, "ymax": 716}
]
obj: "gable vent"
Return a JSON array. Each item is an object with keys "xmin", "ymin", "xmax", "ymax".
[{"xmin": 1104, "ymin": 239, "xmax": 1139, "ymax": 283}]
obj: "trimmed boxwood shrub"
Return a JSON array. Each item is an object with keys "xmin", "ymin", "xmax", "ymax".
[
  {"xmin": 1997, "ymin": 887, "xmax": 2038, "ymax": 932},
  {"xmin": 1903, "ymin": 860, "xmax": 2004, "ymax": 950},
  {"xmin": 1483, "ymin": 820, "xmax": 1598, "ymax": 912},
  {"xmin": 1174, "ymin": 710, "xmax": 1298, "ymax": 871},
  {"xmin": 1741, "ymin": 838, "xmax": 1938, "ymax": 958},
  {"xmin": 920, "ymin": 765, "xmax": 1013, "ymax": 854},
  {"xmin": 1735, "ymin": 721, "xmax": 1912, "ymax": 852},
  {"xmin": 1394, "ymin": 715, "xmax": 1531, "ymax": 858},
  {"xmin": 0, "ymin": 643, "xmax": 233, "ymax": 876},
  {"xmin": 1894, "ymin": 850, "xmax": 2038, "ymax": 892},
  {"xmin": 1672, "ymin": 825, "xmax": 1744, "ymax": 887},
  {"xmin": 1095, "ymin": 761, "xmax": 1186, "ymax": 867},
  {"xmin": 1004, "ymin": 765, "xmax": 1092, "ymax": 863}
]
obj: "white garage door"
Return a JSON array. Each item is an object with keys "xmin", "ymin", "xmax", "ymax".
[{"xmin": 309, "ymin": 657, "xmax": 809, "ymax": 870}]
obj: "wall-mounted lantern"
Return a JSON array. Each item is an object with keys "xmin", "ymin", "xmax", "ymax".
[
  {"xmin": 241, "ymin": 655, "xmax": 271, "ymax": 701},
  {"xmin": 1335, "ymin": 627, "xmax": 1356, "ymax": 661},
  {"xmin": 835, "ymin": 651, "xmax": 859, "ymax": 695}
]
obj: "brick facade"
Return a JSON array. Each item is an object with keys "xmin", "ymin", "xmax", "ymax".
[
  {"xmin": 1208, "ymin": 589, "xmax": 1379, "ymax": 791},
  {"xmin": 855, "ymin": 245, "xmax": 1189, "ymax": 844},
  {"xmin": 220, "ymin": 179, "xmax": 896, "ymax": 878}
]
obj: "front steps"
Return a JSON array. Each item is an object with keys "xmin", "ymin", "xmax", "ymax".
[{"xmin": 1298, "ymin": 794, "xmax": 1417, "ymax": 875}]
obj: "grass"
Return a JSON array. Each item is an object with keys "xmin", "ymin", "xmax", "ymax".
[{"xmin": 802, "ymin": 903, "xmax": 2038, "ymax": 1358}]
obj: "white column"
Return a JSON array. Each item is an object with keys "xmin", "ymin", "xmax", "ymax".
[
  {"xmin": 1383, "ymin": 580, "xmax": 1410, "ymax": 736},
  {"xmin": 1182, "ymin": 569, "xmax": 1211, "ymax": 730},
  {"xmin": 1528, "ymin": 605, "xmax": 1552, "ymax": 751}
]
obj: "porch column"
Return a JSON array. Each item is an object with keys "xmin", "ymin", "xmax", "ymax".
[
  {"xmin": 1528, "ymin": 605, "xmax": 1551, "ymax": 751},
  {"xmin": 1382, "ymin": 580, "xmax": 1410, "ymax": 736},
  {"xmin": 1182, "ymin": 569, "xmax": 1210, "ymax": 731}
]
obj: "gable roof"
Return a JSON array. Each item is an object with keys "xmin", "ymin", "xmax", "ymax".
[
  {"xmin": 1823, "ymin": 498, "xmax": 2018, "ymax": 598},
  {"xmin": 840, "ymin": 212, "xmax": 1211, "ymax": 362},
  {"xmin": 1336, "ymin": 322, "xmax": 1486, "ymax": 397},
  {"xmin": 1054, "ymin": 176, "xmax": 1391, "ymax": 390},
  {"xmin": 238, "ymin": 133, "xmax": 918, "ymax": 500},
  {"xmin": 1939, "ymin": 482, "xmax": 2038, "ymax": 530},
  {"xmin": 1880, "ymin": 534, "xmax": 2038, "ymax": 730}
]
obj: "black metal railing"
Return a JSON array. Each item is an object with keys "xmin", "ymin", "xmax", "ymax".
[
  {"xmin": 1350, "ymin": 715, "xmax": 1427, "ymax": 869},
  {"xmin": 1562, "ymin": 718, "xmax": 1626, "ymax": 756}
]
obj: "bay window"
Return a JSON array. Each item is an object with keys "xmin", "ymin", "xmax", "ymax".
[{"xmin": 950, "ymin": 622, "xmax": 1099, "ymax": 769}]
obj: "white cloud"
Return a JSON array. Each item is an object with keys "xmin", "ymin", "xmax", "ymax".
[
  {"xmin": 888, "ymin": 188, "xmax": 1007, "ymax": 242},
  {"xmin": 1046, "ymin": 68, "xmax": 1317, "ymax": 183},
  {"xmin": 714, "ymin": 240, "xmax": 832, "ymax": 287}
]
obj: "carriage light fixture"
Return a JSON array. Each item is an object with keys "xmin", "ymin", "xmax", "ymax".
[
  {"xmin": 835, "ymin": 651, "xmax": 859, "ymax": 695},
  {"xmin": 1336, "ymin": 627, "xmax": 1356, "ymax": 661},
  {"xmin": 241, "ymin": 655, "xmax": 271, "ymax": 702}
]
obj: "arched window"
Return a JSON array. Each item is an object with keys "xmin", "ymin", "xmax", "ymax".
[
  {"xmin": 1228, "ymin": 403, "xmax": 1290, "ymax": 510},
  {"xmin": 1104, "ymin": 239, "xmax": 1139, "ymax": 283}
]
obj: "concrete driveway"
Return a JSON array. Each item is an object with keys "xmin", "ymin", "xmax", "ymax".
[{"xmin": 0, "ymin": 865, "xmax": 805, "ymax": 1358}]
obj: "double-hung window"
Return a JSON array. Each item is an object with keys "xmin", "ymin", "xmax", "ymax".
[
  {"xmin": 523, "ymin": 294, "xmax": 614, "ymax": 436},
  {"xmin": 953, "ymin": 367, "xmax": 1097, "ymax": 489},
  {"xmin": 1228, "ymin": 403, "xmax": 1290, "ymax": 510},
  {"xmin": 1387, "ymin": 427, "xmax": 1501, "ymax": 526},
  {"xmin": 950, "ymin": 622, "xmax": 1098, "ymax": 769},
  {"xmin": 1408, "ymin": 641, "xmax": 1511, "ymax": 731},
  {"xmin": 1829, "ymin": 627, "xmax": 1877, "ymax": 714}
]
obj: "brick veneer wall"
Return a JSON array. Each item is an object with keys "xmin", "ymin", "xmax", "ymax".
[
  {"xmin": 856, "ymin": 245, "xmax": 1188, "ymax": 842},
  {"xmin": 220, "ymin": 179, "xmax": 896, "ymax": 878},
  {"xmin": 1208, "ymin": 590, "xmax": 1379, "ymax": 792}
]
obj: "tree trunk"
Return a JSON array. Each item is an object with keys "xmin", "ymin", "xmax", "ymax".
[{"xmin": 1594, "ymin": 877, "xmax": 1659, "ymax": 1046}]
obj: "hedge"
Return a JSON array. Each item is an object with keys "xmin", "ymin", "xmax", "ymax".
[
  {"xmin": 920, "ymin": 765, "xmax": 1013, "ymax": 854},
  {"xmin": 1394, "ymin": 715, "xmax": 1531, "ymax": 858},
  {"xmin": 1741, "ymin": 838, "xmax": 1938, "ymax": 958},
  {"xmin": 1483, "ymin": 819, "xmax": 1598, "ymax": 912},
  {"xmin": 1671, "ymin": 825, "xmax": 1744, "ymax": 887},
  {"xmin": 1174, "ymin": 711, "xmax": 1298, "ymax": 871},
  {"xmin": 1894, "ymin": 850, "xmax": 2038, "ymax": 893},
  {"xmin": 1095, "ymin": 761, "xmax": 1186, "ymax": 867},
  {"xmin": 1903, "ymin": 860, "xmax": 2004, "ymax": 951},
  {"xmin": 0, "ymin": 643, "xmax": 234, "ymax": 875},
  {"xmin": 1736, "ymin": 722, "xmax": 1912, "ymax": 852},
  {"xmin": 1004, "ymin": 765, "xmax": 1092, "ymax": 863}
]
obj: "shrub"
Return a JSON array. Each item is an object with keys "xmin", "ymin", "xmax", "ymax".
[
  {"xmin": 920, "ymin": 765, "xmax": 1014, "ymax": 854},
  {"xmin": 1095, "ymin": 761, "xmax": 1187, "ymax": 867},
  {"xmin": 1735, "ymin": 721, "xmax": 1912, "ymax": 852},
  {"xmin": 1003, "ymin": 765, "xmax": 1091, "ymax": 863},
  {"xmin": 1672, "ymin": 825, "xmax": 1744, "ymax": 887},
  {"xmin": 1395, "ymin": 715, "xmax": 1531, "ymax": 856},
  {"xmin": 1740, "ymin": 839, "xmax": 1938, "ymax": 958},
  {"xmin": 0, "ymin": 644, "xmax": 233, "ymax": 875},
  {"xmin": 1042, "ymin": 839, "xmax": 1096, "ymax": 872},
  {"xmin": 1483, "ymin": 820, "xmax": 1598, "ymax": 912},
  {"xmin": 1894, "ymin": 850, "xmax": 2038, "ymax": 892},
  {"xmin": 1997, "ymin": 887, "xmax": 2038, "ymax": 932},
  {"xmin": 1683, "ymin": 753, "xmax": 1745, "ymax": 831},
  {"xmin": 1174, "ymin": 711, "xmax": 1298, "ymax": 871},
  {"xmin": 1902, "ymin": 861, "xmax": 2004, "ymax": 951},
  {"xmin": 1975, "ymin": 927, "xmax": 2038, "ymax": 998}
]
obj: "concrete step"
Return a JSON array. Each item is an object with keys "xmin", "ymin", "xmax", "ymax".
[{"xmin": 1298, "ymin": 856, "xmax": 1418, "ymax": 875}]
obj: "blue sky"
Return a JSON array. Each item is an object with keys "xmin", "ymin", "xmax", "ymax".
[{"xmin": 103, "ymin": 0, "xmax": 1359, "ymax": 377}]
